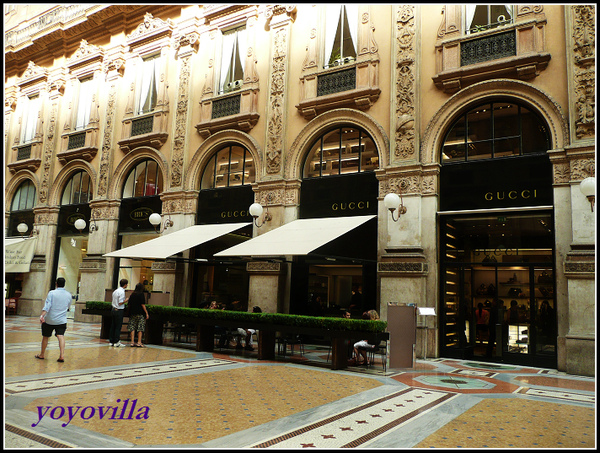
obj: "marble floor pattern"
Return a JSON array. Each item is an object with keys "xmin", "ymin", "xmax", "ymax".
[{"xmin": 4, "ymin": 315, "xmax": 596, "ymax": 449}]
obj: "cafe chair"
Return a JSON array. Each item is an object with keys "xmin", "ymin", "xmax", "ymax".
[
  {"xmin": 366, "ymin": 340, "xmax": 388, "ymax": 372},
  {"xmin": 277, "ymin": 334, "xmax": 304, "ymax": 357}
]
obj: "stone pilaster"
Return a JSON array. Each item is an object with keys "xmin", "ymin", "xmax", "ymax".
[
  {"xmin": 246, "ymin": 261, "xmax": 286, "ymax": 314},
  {"xmin": 264, "ymin": 6, "xmax": 296, "ymax": 177}
]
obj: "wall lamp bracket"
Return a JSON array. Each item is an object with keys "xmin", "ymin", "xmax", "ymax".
[
  {"xmin": 249, "ymin": 202, "xmax": 272, "ymax": 228},
  {"xmin": 149, "ymin": 212, "xmax": 174, "ymax": 233},
  {"xmin": 17, "ymin": 222, "xmax": 38, "ymax": 238},
  {"xmin": 580, "ymin": 177, "xmax": 596, "ymax": 212},
  {"xmin": 384, "ymin": 193, "xmax": 407, "ymax": 222}
]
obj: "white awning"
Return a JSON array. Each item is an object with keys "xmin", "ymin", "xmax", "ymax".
[
  {"xmin": 104, "ymin": 223, "xmax": 250, "ymax": 260},
  {"xmin": 5, "ymin": 237, "xmax": 37, "ymax": 273},
  {"xmin": 215, "ymin": 215, "xmax": 376, "ymax": 257}
]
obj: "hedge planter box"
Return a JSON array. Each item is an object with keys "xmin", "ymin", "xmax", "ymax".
[{"xmin": 83, "ymin": 301, "xmax": 388, "ymax": 370}]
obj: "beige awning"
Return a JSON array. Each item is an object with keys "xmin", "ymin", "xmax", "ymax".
[
  {"xmin": 104, "ymin": 223, "xmax": 250, "ymax": 260},
  {"xmin": 5, "ymin": 237, "xmax": 37, "ymax": 273},
  {"xmin": 215, "ymin": 215, "xmax": 376, "ymax": 257}
]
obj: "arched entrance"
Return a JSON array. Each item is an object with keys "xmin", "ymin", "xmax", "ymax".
[{"xmin": 438, "ymin": 98, "xmax": 557, "ymax": 368}]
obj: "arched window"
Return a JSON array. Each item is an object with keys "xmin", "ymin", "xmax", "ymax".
[
  {"xmin": 11, "ymin": 180, "xmax": 36, "ymax": 211},
  {"xmin": 61, "ymin": 171, "xmax": 93, "ymax": 205},
  {"xmin": 201, "ymin": 144, "xmax": 255, "ymax": 189},
  {"xmin": 441, "ymin": 100, "xmax": 550, "ymax": 163},
  {"xmin": 122, "ymin": 159, "xmax": 163, "ymax": 198},
  {"xmin": 303, "ymin": 126, "xmax": 379, "ymax": 178}
]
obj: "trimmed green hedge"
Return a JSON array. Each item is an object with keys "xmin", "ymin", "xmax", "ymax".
[{"xmin": 85, "ymin": 301, "xmax": 386, "ymax": 333}]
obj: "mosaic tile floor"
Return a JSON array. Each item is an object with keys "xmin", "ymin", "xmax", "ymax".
[{"xmin": 4, "ymin": 315, "xmax": 596, "ymax": 449}]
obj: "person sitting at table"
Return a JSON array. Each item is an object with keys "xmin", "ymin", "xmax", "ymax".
[
  {"xmin": 352, "ymin": 310, "xmax": 380, "ymax": 365},
  {"xmin": 234, "ymin": 306, "xmax": 262, "ymax": 351},
  {"xmin": 209, "ymin": 300, "xmax": 231, "ymax": 348}
]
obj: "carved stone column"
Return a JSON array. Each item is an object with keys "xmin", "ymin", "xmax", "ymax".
[
  {"xmin": 171, "ymin": 32, "xmax": 198, "ymax": 189},
  {"xmin": 264, "ymin": 5, "xmax": 296, "ymax": 178},
  {"xmin": 393, "ymin": 5, "xmax": 418, "ymax": 164},
  {"xmin": 75, "ymin": 50, "xmax": 126, "ymax": 320},
  {"xmin": 561, "ymin": 5, "xmax": 596, "ymax": 377}
]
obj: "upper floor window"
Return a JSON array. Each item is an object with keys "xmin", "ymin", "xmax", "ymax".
[
  {"xmin": 201, "ymin": 144, "xmax": 255, "ymax": 189},
  {"xmin": 442, "ymin": 100, "xmax": 550, "ymax": 163},
  {"xmin": 74, "ymin": 76, "xmax": 94, "ymax": 130},
  {"xmin": 324, "ymin": 5, "xmax": 358, "ymax": 68},
  {"xmin": 304, "ymin": 126, "xmax": 379, "ymax": 178},
  {"xmin": 11, "ymin": 180, "xmax": 36, "ymax": 211},
  {"xmin": 466, "ymin": 5, "xmax": 513, "ymax": 34},
  {"xmin": 136, "ymin": 54, "xmax": 159, "ymax": 115},
  {"xmin": 122, "ymin": 159, "xmax": 163, "ymax": 198},
  {"xmin": 61, "ymin": 171, "xmax": 93, "ymax": 205},
  {"xmin": 20, "ymin": 94, "xmax": 40, "ymax": 144},
  {"xmin": 220, "ymin": 26, "xmax": 246, "ymax": 94}
]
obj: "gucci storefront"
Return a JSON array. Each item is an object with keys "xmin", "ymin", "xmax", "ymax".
[{"xmin": 438, "ymin": 100, "xmax": 557, "ymax": 368}]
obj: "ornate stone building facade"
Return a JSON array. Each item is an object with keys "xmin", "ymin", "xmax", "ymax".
[{"xmin": 4, "ymin": 5, "xmax": 595, "ymax": 376}]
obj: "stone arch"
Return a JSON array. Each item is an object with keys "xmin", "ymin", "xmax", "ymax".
[
  {"xmin": 108, "ymin": 146, "xmax": 169, "ymax": 200},
  {"xmin": 285, "ymin": 108, "xmax": 390, "ymax": 180},
  {"xmin": 48, "ymin": 161, "xmax": 97, "ymax": 207},
  {"xmin": 421, "ymin": 79, "xmax": 569, "ymax": 165},
  {"xmin": 5, "ymin": 171, "xmax": 39, "ymax": 213},
  {"xmin": 185, "ymin": 129, "xmax": 263, "ymax": 191}
]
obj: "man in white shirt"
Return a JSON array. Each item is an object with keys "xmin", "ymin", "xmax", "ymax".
[
  {"xmin": 36, "ymin": 277, "xmax": 73, "ymax": 362},
  {"xmin": 109, "ymin": 278, "xmax": 128, "ymax": 347}
]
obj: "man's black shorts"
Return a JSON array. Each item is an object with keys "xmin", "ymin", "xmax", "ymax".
[{"xmin": 41, "ymin": 322, "xmax": 67, "ymax": 337}]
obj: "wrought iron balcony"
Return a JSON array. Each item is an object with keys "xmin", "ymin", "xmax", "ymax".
[
  {"xmin": 317, "ymin": 68, "xmax": 356, "ymax": 97},
  {"xmin": 461, "ymin": 31, "xmax": 516, "ymax": 66},
  {"xmin": 211, "ymin": 94, "xmax": 241, "ymax": 119}
]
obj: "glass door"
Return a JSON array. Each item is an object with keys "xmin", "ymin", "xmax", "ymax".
[{"xmin": 440, "ymin": 211, "xmax": 556, "ymax": 367}]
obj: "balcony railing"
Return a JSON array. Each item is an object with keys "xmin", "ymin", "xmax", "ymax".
[
  {"xmin": 461, "ymin": 30, "xmax": 517, "ymax": 66},
  {"xmin": 67, "ymin": 131, "xmax": 86, "ymax": 150},
  {"xmin": 17, "ymin": 144, "xmax": 32, "ymax": 161},
  {"xmin": 5, "ymin": 5, "xmax": 95, "ymax": 48},
  {"xmin": 131, "ymin": 115, "xmax": 154, "ymax": 136},
  {"xmin": 211, "ymin": 94, "xmax": 241, "ymax": 119},
  {"xmin": 317, "ymin": 68, "xmax": 356, "ymax": 97}
]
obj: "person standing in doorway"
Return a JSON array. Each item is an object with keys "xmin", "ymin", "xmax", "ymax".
[
  {"xmin": 35, "ymin": 277, "xmax": 72, "ymax": 362},
  {"xmin": 110, "ymin": 279, "xmax": 128, "ymax": 347}
]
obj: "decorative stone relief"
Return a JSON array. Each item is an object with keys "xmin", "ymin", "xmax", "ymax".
[
  {"xmin": 171, "ymin": 51, "xmax": 191, "ymax": 188},
  {"xmin": 553, "ymin": 162, "xmax": 571, "ymax": 185},
  {"xmin": 19, "ymin": 61, "xmax": 48, "ymax": 85},
  {"xmin": 247, "ymin": 262, "xmax": 281, "ymax": 272},
  {"xmin": 266, "ymin": 26, "xmax": 288, "ymax": 175},
  {"xmin": 394, "ymin": 5, "xmax": 416, "ymax": 160},
  {"xmin": 378, "ymin": 262, "xmax": 429, "ymax": 274},
  {"xmin": 38, "ymin": 103, "xmax": 57, "ymax": 204},
  {"xmin": 571, "ymin": 158, "xmax": 595, "ymax": 181},
  {"xmin": 97, "ymin": 87, "xmax": 116, "ymax": 197},
  {"xmin": 571, "ymin": 5, "xmax": 595, "ymax": 141},
  {"xmin": 66, "ymin": 39, "xmax": 103, "ymax": 66},
  {"xmin": 127, "ymin": 12, "xmax": 174, "ymax": 43}
]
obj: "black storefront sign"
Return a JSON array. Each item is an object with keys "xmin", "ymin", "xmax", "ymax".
[
  {"xmin": 118, "ymin": 196, "xmax": 162, "ymax": 231},
  {"xmin": 197, "ymin": 186, "xmax": 254, "ymax": 224},
  {"xmin": 300, "ymin": 172, "xmax": 379, "ymax": 219},
  {"xmin": 7, "ymin": 211, "xmax": 35, "ymax": 237},
  {"xmin": 57, "ymin": 204, "xmax": 91, "ymax": 235},
  {"xmin": 440, "ymin": 154, "xmax": 553, "ymax": 212}
]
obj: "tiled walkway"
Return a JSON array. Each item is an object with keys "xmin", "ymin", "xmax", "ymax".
[{"xmin": 4, "ymin": 315, "xmax": 596, "ymax": 448}]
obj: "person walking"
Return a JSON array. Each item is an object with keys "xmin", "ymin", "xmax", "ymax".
[
  {"xmin": 35, "ymin": 277, "xmax": 72, "ymax": 362},
  {"xmin": 110, "ymin": 278, "xmax": 128, "ymax": 347},
  {"xmin": 127, "ymin": 283, "xmax": 149, "ymax": 347}
]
